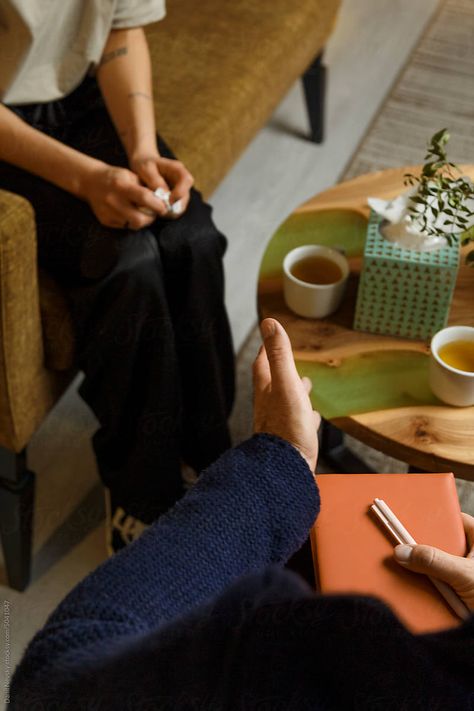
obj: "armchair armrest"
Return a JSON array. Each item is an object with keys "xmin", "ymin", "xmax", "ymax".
[{"xmin": 0, "ymin": 189, "xmax": 68, "ymax": 452}]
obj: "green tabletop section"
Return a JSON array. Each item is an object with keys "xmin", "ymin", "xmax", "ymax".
[
  {"xmin": 259, "ymin": 209, "xmax": 367, "ymax": 280},
  {"xmin": 296, "ymin": 351, "xmax": 438, "ymax": 420},
  {"xmin": 258, "ymin": 206, "xmax": 443, "ymax": 419}
]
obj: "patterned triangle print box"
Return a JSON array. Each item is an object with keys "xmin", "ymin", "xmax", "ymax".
[{"xmin": 354, "ymin": 211, "xmax": 460, "ymax": 340}]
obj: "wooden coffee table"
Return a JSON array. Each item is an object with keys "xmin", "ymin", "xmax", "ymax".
[{"xmin": 258, "ymin": 166, "xmax": 474, "ymax": 479}]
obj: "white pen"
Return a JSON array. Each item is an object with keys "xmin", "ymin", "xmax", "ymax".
[{"xmin": 371, "ymin": 498, "xmax": 470, "ymax": 621}]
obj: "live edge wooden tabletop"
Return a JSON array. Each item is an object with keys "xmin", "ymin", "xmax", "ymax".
[{"xmin": 258, "ymin": 166, "xmax": 474, "ymax": 479}]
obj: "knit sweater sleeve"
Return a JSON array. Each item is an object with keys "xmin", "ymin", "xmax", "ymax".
[{"xmin": 11, "ymin": 434, "xmax": 319, "ymax": 702}]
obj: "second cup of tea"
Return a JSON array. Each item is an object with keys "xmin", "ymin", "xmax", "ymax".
[
  {"xmin": 283, "ymin": 245, "xmax": 349, "ymax": 318},
  {"xmin": 429, "ymin": 326, "xmax": 474, "ymax": 406}
]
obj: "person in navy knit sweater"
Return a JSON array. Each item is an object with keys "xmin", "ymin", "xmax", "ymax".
[{"xmin": 11, "ymin": 319, "xmax": 474, "ymax": 709}]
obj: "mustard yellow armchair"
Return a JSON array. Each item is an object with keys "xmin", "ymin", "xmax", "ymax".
[
  {"xmin": 0, "ymin": 190, "xmax": 75, "ymax": 590},
  {"xmin": 0, "ymin": 0, "xmax": 341, "ymax": 590}
]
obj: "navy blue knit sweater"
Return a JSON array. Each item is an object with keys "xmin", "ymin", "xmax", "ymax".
[{"xmin": 11, "ymin": 435, "xmax": 474, "ymax": 709}]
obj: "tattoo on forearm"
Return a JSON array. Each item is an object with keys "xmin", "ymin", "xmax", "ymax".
[
  {"xmin": 128, "ymin": 92, "xmax": 152, "ymax": 101},
  {"xmin": 99, "ymin": 46, "xmax": 127, "ymax": 66}
]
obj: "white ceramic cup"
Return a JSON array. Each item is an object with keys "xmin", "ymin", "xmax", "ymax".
[
  {"xmin": 429, "ymin": 326, "xmax": 474, "ymax": 406},
  {"xmin": 283, "ymin": 245, "xmax": 349, "ymax": 318}
]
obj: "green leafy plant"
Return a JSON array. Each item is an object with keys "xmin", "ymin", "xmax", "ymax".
[{"xmin": 404, "ymin": 129, "xmax": 474, "ymax": 264}]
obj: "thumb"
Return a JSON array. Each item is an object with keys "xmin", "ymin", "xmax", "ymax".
[
  {"xmin": 394, "ymin": 543, "xmax": 473, "ymax": 590},
  {"xmin": 260, "ymin": 318, "xmax": 301, "ymax": 390}
]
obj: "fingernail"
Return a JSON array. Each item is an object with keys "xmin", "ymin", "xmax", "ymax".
[
  {"xmin": 261, "ymin": 320, "xmax": 275, "ymax": 339},
  {"xmin": 394, "ymin": 544, "xmax": 413, "ymax": 563}
]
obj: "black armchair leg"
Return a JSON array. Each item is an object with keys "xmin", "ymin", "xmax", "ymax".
[
  {"xmin": 0, "ymin": 447, "xmax": 35, "ymax": 591},
  {"xmin": 302, "ymin": 51, "xmax": 327, "ymax": 143}
]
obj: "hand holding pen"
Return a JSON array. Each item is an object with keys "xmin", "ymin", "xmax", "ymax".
[{"xmin": 372, "ymin": 500, "xmax": 474, "ymax": 620}]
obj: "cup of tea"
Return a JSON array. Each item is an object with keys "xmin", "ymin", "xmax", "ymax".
[
  {"xmin": 429, "ymin": 326, "xmax": 474, "ymax": 406},
  {"xmin": 283, "ymin": 245, "xmax": 349, "ymax": 318}
]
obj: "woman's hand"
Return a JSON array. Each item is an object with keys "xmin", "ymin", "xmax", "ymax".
[
  {"xmin": 82, "ymin": 163, "xmax": 168, "ymax": 229},
  {"xmin": 253, "ymin": 318, "xmax": 321, "ymax": 472},
  {"xmin": 130, "ymin": 152, "xmax": 194, "ymax": 218},
  {"xmin": 394, "ymin": 512, "xmax": 474, "ymax": 612}
]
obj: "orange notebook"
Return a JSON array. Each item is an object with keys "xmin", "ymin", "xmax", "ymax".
[{"xmin": 310, "ymin": 473, "xmax": 466, "ymax": 633}]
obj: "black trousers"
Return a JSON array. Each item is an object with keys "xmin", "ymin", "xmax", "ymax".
[{"xmin": 0, "ymin": 78, "xmax": 235, "ymax": 522}]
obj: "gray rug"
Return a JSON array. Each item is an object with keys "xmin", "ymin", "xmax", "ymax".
[{"xmin": 230, "ymin": 0, "xmax": 474, "ymax": 513}]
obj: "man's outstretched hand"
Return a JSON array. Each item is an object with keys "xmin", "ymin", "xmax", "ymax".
[{"xmin": 253, "ymin": 318, "xmax": 321, "ymax": 472}]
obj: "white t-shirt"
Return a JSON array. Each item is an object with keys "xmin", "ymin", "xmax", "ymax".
[{"xmin": 0, "ymin": 0, "xmax": 166, "ymax": 105}]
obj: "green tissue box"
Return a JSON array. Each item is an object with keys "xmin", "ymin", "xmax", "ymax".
[{"xmin": 354, "ymin": 211, "xmax": 460, "ymax": 340}]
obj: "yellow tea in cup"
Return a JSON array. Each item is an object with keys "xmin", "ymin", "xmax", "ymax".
[
  {"xmin": 283, "ymin": 245, "xmax": 349, "ymax": 318},
  {"xmin": 290, "ymin": 255, "xmax": 343, "ymax": 285},
  {"xmin": 430, "ymin": 327, "xmax": 474, "ymax": 406},
  {"xmin": 438, "ymin": 340, "xmax": 474, "ymax": 373}
]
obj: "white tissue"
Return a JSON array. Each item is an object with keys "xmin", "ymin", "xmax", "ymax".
[
  {"xmin": 154, "ymin": 187, "xmax": 172, "ymax": 210},
  {"xmin": 368, "ymin": 182, "xmax": 474, "ymax": 252},
  {"xmin": 169, "ymin": 200, "xmax": 183, "ymax": 215},
  {"xmin": 154, "ymin": 188, "xmax": 183, "ymax": 215},
  {"xmin": 139, "ymin": 188, "xmax": 184, "ymax": 217}
]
